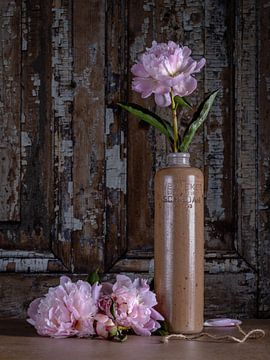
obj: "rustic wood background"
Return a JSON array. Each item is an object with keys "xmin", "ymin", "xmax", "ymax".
[{"xmin": 0, "ymin": 0, "xmax": 269, "ymax": 319}]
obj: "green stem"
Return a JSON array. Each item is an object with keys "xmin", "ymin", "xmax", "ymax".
[{"xmin": 170, "ymin": 91, "xmax": 178, "ymax": 152}]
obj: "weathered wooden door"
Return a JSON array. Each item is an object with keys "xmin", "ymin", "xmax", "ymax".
[{"xmin": 0, "ymin": 0, "xmax": 269, "ymax": 319}]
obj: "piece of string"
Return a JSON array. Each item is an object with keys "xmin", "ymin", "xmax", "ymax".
[{"xmin": 162, "ymin": 325, "xmax": 265, "ymax": 344}]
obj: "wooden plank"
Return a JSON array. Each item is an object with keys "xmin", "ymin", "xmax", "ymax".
[
  {"xmin": 19, "ymin": 0, "xmax": 53, "ymax": 250},
  {"xmin": 205, "ymin": 272, "xmax": 256, "ymax": 318},
  {"xmin": 204, "ymin": 0, "xmax": 235, "ymax": 251},
  {"xmin": 258, "ymin": 0, "xmax": 270, "ymax": 317},
  {"xmin": 72, "ymin": 0, "xmax": 105, "ymax": 272},
  {"xmin": 0, "ymin": 270, "xmax": 256, "ymax": 318},
  {"xmin": 51, "ymin": 0, "xmax": 73, "ymax": 269},
  {"xmin": 1, "ymin": 319, "xmax": 270, "ymax": 359},
  {"xmin": 234, "ymin": 0, "xmax": 258, "ymax": 267},
  {"xmin": 104, "ymin": 0, "xmax": 128, "ymax": 270},
  {"xmin": 0, "ymin": 0, "xmax": 54, "ymax": 250},
  {"xmin": 0, "ymin": 250, "xmax": 67, "ymax": 273},
  {"xmin": 0, "ymin": 0, "xmax": 21, "ymax": 221},
  {"xmin": 127, "ymin": 0, "xmax": 155, "ymax": 252}
]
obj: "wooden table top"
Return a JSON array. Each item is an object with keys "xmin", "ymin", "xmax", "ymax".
[{"xmin": 0, "ymin": 319, "xmax": 269, "ymax": 360}]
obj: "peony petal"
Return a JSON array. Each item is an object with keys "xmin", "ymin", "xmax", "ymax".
[
  {"xmin": 101, "ymin": 282, "xmax": 113, "ymax": 295},
  {"xmin": 154, "ymin": 93, "xmax": 171, "ymax": 107},
  {"xmin": 150, "ymin": 308, "xmax": 164, "ymax": 321},
  {"xmin": 91, "ymin": 283, "xmax": 102, "ymax": 303},
  {"xmin": 173, "ymin": 75, "xmax": 197, "ymax": 97},
  {"xmin": 193, "ymin": 58, "xmax": 206, "ymax": 73},
  {"xmin": 131, "ymin": 63, "xmax": 149, "ymax": 77},
  {"xmin": 182, "ymin": 46, "xmax": 192, "ymax": 58},
  {"xmin": 27, "ymin": 298, "xmax": 41, "ymax": 323},
  {"xmin": 132, "ymin": 324, "xmax": 151, "ymax": 336},
  {"xmin": 132, "ymin": 77, "xmax": 155, "ymax": 98},
  {"xmin": 60, "ymin": 276, "xmax": 71, "ymax": 287}
]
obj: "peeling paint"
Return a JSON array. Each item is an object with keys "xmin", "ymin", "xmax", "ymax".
[
  {"xmin": 105, "ymin": 108, "xmax": 114, "ymax": 135},
  {"xmin": 0, "ymin": 0, "xmax": 20, "ymax": 221},
  {"xmin": 31, "ymin": 73, "xmax": 40, "ymax": 103},
  {"xmin": 21, "ymin": 131, "xmax": 31, "ymax": 147},
  {"xmin": 130, "ymin": 17, "xmax": 150, "ymax": 62},
  {"xmin": 0, "ymin": 250, "xmax": 66, "ymax": 273},
  {"xmin": 52, "ymin": 3, "xmax": 76, "ymax": 245},
  {"xmin": 106, "ymin": 145, "xmax": 126, "ymax": 193}
]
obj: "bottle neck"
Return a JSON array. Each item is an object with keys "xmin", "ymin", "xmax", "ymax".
[{"xmin": 167, "ymin": 152, "xmax": 190, "ymax": 167}]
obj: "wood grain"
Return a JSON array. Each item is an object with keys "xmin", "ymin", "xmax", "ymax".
[
  {"xmin": 127, "ymin": 0, "xmax": 155, "ymax": 252},
  {"xmin": 104, "ymin": 0, "xmax": 128, "ymax": 270},
  {"xmin": 0, "ymin": 0, "xmax": 21, "ymax": 221},
  {"xmin": 204, "ymin": 0, "xmax": 235, "ymax": 251},
  {"xmin": 51, "ymin": 0, "xmax": 73, "ymax": 269},
  {"xmin": 258, "ymin": 0, "xmax": 270, "ymax": 317},
  {"xmin": 0, "ymin": 0, "xmax": 268, "ymax": 319},
  {"xmin": 234, "ymin": 0, "xmax": 258, "ymax": 268},
  {"xmin": 72, "ymin": 0, "xmax": 105, "ymax": 272}
]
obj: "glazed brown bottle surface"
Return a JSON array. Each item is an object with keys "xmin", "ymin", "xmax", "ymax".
[{"xmin": 154, "ymin": 153, "xmax": 204, "ymax": 334}]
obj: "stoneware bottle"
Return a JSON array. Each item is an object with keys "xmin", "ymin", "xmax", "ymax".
[{"xmin": 154, "ymin": 152, "xmax": 204, "ymax": 334}]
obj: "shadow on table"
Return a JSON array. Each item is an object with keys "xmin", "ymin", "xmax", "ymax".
[{"xmin": 0, "ymin": 318, "xmax": 39, "ymax": 337}]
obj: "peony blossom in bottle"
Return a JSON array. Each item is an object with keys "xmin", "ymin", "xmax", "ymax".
[{"xmin": 131, "ymin": 41, "xmax": 205, "ymax": 107}]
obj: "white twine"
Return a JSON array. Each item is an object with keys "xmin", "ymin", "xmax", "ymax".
[{"xmin": 162, "ymin": 325, "xmax": 265, "ymax": 344}]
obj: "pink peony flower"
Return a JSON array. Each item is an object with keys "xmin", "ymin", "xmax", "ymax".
[
  {"xmin": 95, "ymin": 313, "xmax": 117, "ymax": 339},
  {"xmin": 99, "ymin": 275, "xmax": 164, "ymax": 336},
  {"xmin": 131, "ymin": 41, "xmax": 205, "ymax": 107},
  {"xmin": 27, "ymin": 276, "xmax": 102, "ymax": 338}
]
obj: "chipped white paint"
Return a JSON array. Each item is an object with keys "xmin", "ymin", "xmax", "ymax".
[
  {"xmin": 21, "ymin": 131, "xmax": 31, "ymax": 167},
  {"xmin": 21, "ymin": 131, "xmax": 31, "ymax": 147},
  {"xmin": 130, "ymin": 17, "xmax": 150, "ymax": 62},
  {"xmin": 204, "ymin": 0, "xmax": 227, "ymax": 225},
  {"xmin": 0, "ymin": 258, "xmax": 49, "ymax": 272},
  {"xmin": 31, "ymin": 73, "xmax": 40, "ymax": 103},
  {"xmin": 105, "ymin": 108, "xmax": 114, "ymax": 135},
  {"xmin": 51, "ymin": 3, "xmax": 79, "ymax": 243},
  {"xmin": 105, "ymin": 109, "xmax": 127, "ymax": 193},
  {"xmin": 0, "ymin": 250, "xmax": 64, "ymax": 273},
  {"xmin": 205, "ymin": 258, "xmax": 250, "ymax": 274},
  {"xmin": 61, "ymin": 140, "xmax": 73, "ymax": 158},
  {"xmin": 0, "ymin": 250, "xmax": 55, "ymax": 258},
  {"xmin": 234, "ymin": 0, "xmax": 258, "ymax": 266},
  {"xmin": 0, "ymin": 0, "xmax": 20, "ymax": 221},
  {"xmin": 21, "ymin": 0, "xmax": 28, "ymax": 51},
  {"xmin": 106, "ymin": 145, "xmax": 127, "ymax": 193}
]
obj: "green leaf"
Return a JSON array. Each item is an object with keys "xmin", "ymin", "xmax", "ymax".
[
  {"xmin": 118, "ymin": 102, "xmax": 174, "ymax": 143},
  {"xmin": 114, "ymin": 328, "xmax": 128, "ymax": 342},
  {"xmin": 174, "ymin": 96, "xmax": 193, "ymax": 110},
  {"xmin": 86, "ymin": 269, "xmax": 100, "ymax": 285},
  {"xmin": 110, "ymin": 302, "xmax": 116, "ymax": 319},
  {"xmin": 153, "ymin": 320, "xmax": 170, "ymax": 336},
  {"xmin": 179, "ymin": 89, "xmax": 220, "ymax": 152}
]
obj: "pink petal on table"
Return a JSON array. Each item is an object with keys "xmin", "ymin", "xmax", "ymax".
[{"xmin": 204, "ymin": 318, "xmax": 242, "ymax": 327}]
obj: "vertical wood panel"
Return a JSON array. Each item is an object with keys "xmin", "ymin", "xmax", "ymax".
[
  {"xmin": 105, "ymin": 0, "xmax": 128, "ymax": 269},
  {"xmin": 0, "ymin": 0, "xmax": 20, "ymax": 221},
  {"xmin": 235, "ymin": 0, "xmax": 258, "ymax": 267},
  {"xmin": 127, "ymin": 0, "xmax": 155, "ymax": 251},
  {"xmin": 19, "ymin": 0, "xmax": 53, "ymax": 250},
  {"xmin": 0, "ymin": 0, "xmax": 54, "ymax": 251},
  {"xmin": 204, "ymin": 0, "xmax": 235, "ymax": 251},
  {"xmin": 72, "ymin": 0, "xmax": 105, "ymax": 272},
  {"xmin": 258, "ymin": 0, "xmax": 270, "ymax": 317},
  {"xmin": 51, "ymin": 0, "xmax": 73, "ymax": 268}
]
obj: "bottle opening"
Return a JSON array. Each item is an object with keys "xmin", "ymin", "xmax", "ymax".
[{"xmin": 167, "ymin": 152, "xmax": 190, "ymax": 167}]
